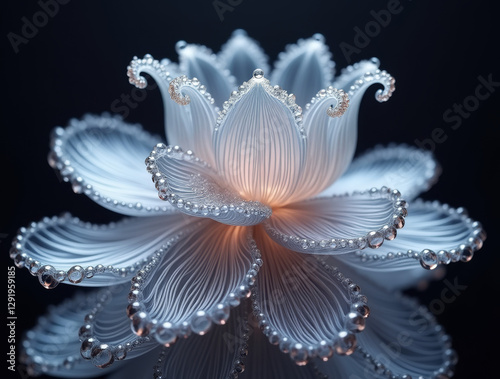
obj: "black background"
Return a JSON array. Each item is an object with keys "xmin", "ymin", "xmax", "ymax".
[{"xmin": 1, "ymin": 0, "xmax": 499, "ymax": 378}]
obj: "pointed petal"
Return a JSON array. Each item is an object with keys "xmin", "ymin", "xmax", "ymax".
[
  {"xmin": 10, "ymin": 213, "xmax": 191, "ymax": 288},
  {"xmin": 213, "ymin": 72, "xmax": 306, "ymax": 207},
  {"xmin": 218, "ymin": 29, "xmax": 270, "ymax": 84},
  {"xmin": 155, "ymin": 305, "xmax": 250, "ymax": 378},
  {"xmin": 20, "ymin": 289, "xmax": 119, "ymax": 377},
  {"xmin": 241, "ymin": 327, "xmax": 320, "ymax": 379},
  {"xmin": 263, "ymin": 187, "xmax": 407, "ymax": 254},
  {"xmin": 129, "ymin": 221, "xmax": 261, "ymax": 341},
  {"xmin": 252, "ymin": 228, "xmax": 368, "ymax": 365},
  {"xmin": 49, "ymin": 114, "xmax": 175, "ymax": 216},
  {"xmin": 332, "ymin": 58, "xmax": 381, "ymax": 91},
  {"xmin": 295, "ymin": 67, "xmax": 395, "ymax": 200},
  {"xmin": 128, "ymin": 57, "xmax": 218, "ymax": 164},
  {"xmin": 320, "ymin": 144, "xmax": 441, "ymax": 200},
  {"xmin": 176, "ymin": 41, "xmax": 236, "ymax": 106},
  {"xmin": 294, "ymin": 87, "xmax": 352, "ymax": 199},
  {"xmin": 147, "ymin": 144, "xmax": 272, "ymax": 226},
  {"xmin": 271, "ymin": 34, "xmax": 334, "ymax": 106},
  {"xmin": 317, "ymin": 267, "xmax": 458, "ymax": 379},
  {"xmin": 335, "ymin": 199, "xmax": 486, "ymax": 290}
]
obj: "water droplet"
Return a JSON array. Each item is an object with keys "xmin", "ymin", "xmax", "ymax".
[
  {"xmin": 37, "ymin": 265, "xmax": 59, "ymax": 289},
  {"xmin": 290, "ymin": 343, "xmax": 308, "ymax": 366},
  {"xmin": 419, "ymin": 249, "xmax": 438, "ymax": 270},
  {"xmin": 91, "ymin": 344, "xmax": 114, "ymax": 368},
  {"xmin": 333, "ymin": 330, "xmax": 356, "ymax": 355},
  {"xmin": 210, "ymin": 303, "xmax": 230, "ymax": 325},
  {"xmin": 317, "ymin": 341, "xmax": 333, "ymax": 361},
  {"xmin": 175, "ymin": 40, "xmax": 187, "ymax": 53},
  {"xmin": 346, "ymin": 311, "xmax": 365, "ymax": 332},
  {"xmin": 80, "ymin": 337, "xmax": 97, "ymax": 359},
  {"xmin": 312, "ymin": 33, "xmax": 325, "ymax": 43},
  {"xmin": 253, "ymin": 69, "xmax": 264, "ymax": 79},
  {"xmin": 367, "ymin": 231, "xmax": 383, "ymax": 249},
  {"xmin": 191, "ymin": 311, "xmax": 211, "ymax": 335},
  {"xmin": 67, "ymin": 266, "xmax": 85, "ymax": 283},
  {"xmin": 155, "ymin": 322, "xmax": 177, "ymax": 346},
  {"xmin": 131, "ymin": 311, "xmax": 152, "ymax": 337}
]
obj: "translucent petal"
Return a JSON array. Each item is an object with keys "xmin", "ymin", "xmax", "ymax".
[
  {"xmin": 241, "ymin": 327, "xmax": 320, "ymax": 379},
  {"xmin": 263, "ymin": 187, "xmax": 407, "ymax": 255},
  {"xmin": 128, "ymin": 57, "xmax": 218, "ymax": 164},
  {"xmin": 155, "ymin": 305, "xmax": 250, "ymax": 378},
  {"xmin": 213, "ymin": 72, "xmax": 306, "ymax": 207},
  {"xmin": 78, "ymin": 285, "xmax": 158, "ymax": 369},
  {"xmin": 335, "ymin": 199, "xmax": 486, "ymax": 290},
  {"xmin": 218, "ymin": 29, "xmax": 270, "ymax": 85},
  {"xmin": 317, "ymin": 267, "xmax": 458, "ymax": 379},
  {"xmin": 130, "ymin": 221, "xmax": 261, "ymax": 341},
  {"xmin": 320, "ymin": 144, "xmax": 440, "ymax": 201},
  {"xmin": 19, "ymin": 290, "xmax": 119, "ymax": 377},
  {"xmin": 10, "ymin": 213, "xmax": 191, "ymax": 287},
  {"xmin": 295, "ymin": 67, "xmax": 395, "ymax": 200},
  {"xmin": 49, "ymin": 114, "xmax": 174, "ymax": 216},
  {"xmin": 176, "ymin": 41, "xmax": 236, "ymax": 106},
  {"xmin": 253, "ymin": 227, "xmax": 366, "ymax": 364},
  {"xmin": 271, "ymin": 33, "xmax": 334, "ymax": 106},
  {"xmin": 147, "ymin": 144, "xmax": 272, "ymax": 226},
  {"xmin": 332, "ymin": 57, "xmax": 381, "ymax": 91}
]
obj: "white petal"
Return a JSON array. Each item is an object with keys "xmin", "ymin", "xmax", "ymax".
[
  {"xmin": 334, "ymin": 199, "xmax": 486, "ymax": 290},
  {"xmin": 263, "ymin": 187, "xmax": 407, "ymax": 254},
  {"xmin": 294, "ymin": 87, "xmax": 352, "ymax": 199},
  {"xmin": 176, "ymin": 41, "xmax": 236, "ymax": 106},
  {"xmin": 332, "ymin": 57, "xmax": 381, "ymax": 91},
  {"xmin": 321, "ymin": 144, "xmax": 440, "ymax": 200},
  {"xmin": 129, "ymin": 221, "xmax": 261, "ymax": 340},
  {"xmin": 218, "ymin": 29, "xmax": 270, "ymax": 84},
  {"xmin": 10, "ymin": 213, "xmax": 190, "ymax": 288},
  {"xmin": 252, "ymin": 228, "xmax": 367, "ymax": 364},
  {"xmin": 271, "ymin": 34, "xmax": 334, "ymax": 106},
  {"xmin": 49, "ymin": 114, "xmax": 174, "ymax": 216},
  {"xmin": 148, "ymin": 144, "xmax": 271, "ymax": 226},
  {"xmin": 128, "ymin": 57, "xmax": 218, "ymax": 164},
  {"xmin": 295, "ymin": 67, "xmax": 396, "ymax": 200},
  {"xmin": 156, "ymin": 306, "xmax": 250, "ymax": 378},
  {"xmin": 241, "ymin": 327, "xmax": 320, "ymax": 379},
  {"xmin": 317, "ymin": 267, "xmax": 458, "ymax": 379},
  {"xmin": 213, "ymin": 72, "xmax": 306, "ymax": 207}
]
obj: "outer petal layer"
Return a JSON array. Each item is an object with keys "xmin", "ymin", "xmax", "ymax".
[
  {"xmin": 335, "ymin": 199, "xmax": 486, "ymax": 290},
  {"xmin": 213, "ymin": 72, "xmax": 306, "ymax": 207},
  {"xmin": 147, "ymin": 144, "xmax": 272, "ymax": 226},
  {"xmin": 10, "ymin": 213, "xmax": 190, "ymax": 288},
  {"xmin": 318, "ymin": 262, "xmax": 458, "ymax": 379},
  {"xmin": 19, "ymin": 290, "xmax": 118, "ymax": 377},
  {"xmin": 49, "ymin": 114, "xmax": 173, "ymax": 216},
  {"xmin": 154, "ymin": 305, "xmax": 250, "ymax": 378},
  {"xmin": 241, "ymin": 327, "xmax": 321, "ymax": 379},
  {"xmin": 263, "ymin": 187, "xmax": 407, "ymax": 254},
  {"xmin": 128, "ymin": 220, "xmax": 261, "ymax": 341},
  {"xmin": 252, "ymin": 227, "xmax": 368, "ymax": 364},
  {"xmin": 320, "ymin": 144, "xmax": 440, "ymax": 201}
]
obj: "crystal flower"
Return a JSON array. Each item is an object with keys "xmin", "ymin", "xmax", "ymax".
[{"xmin": 12, "ymin": 30, "xmax": 486, "ymax": 378}]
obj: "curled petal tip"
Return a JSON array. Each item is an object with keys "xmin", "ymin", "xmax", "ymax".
[
  {"xmin": 326, "ymin": 89, "xmax": 350, "ymax": 118},
  {"xmin": 169, "ymin": 76, "xmax": 191, "ymax": 105}
]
